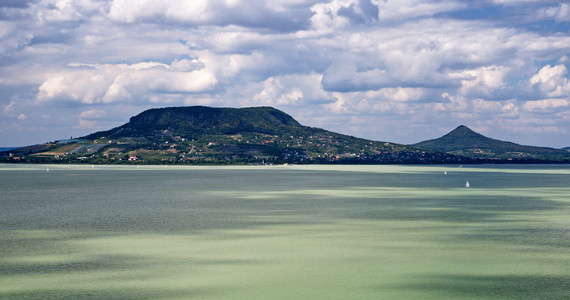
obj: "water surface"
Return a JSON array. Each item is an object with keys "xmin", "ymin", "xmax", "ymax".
[{"xmin": 1, "ymin": 164, "xmax": 569, "ymax": 299}]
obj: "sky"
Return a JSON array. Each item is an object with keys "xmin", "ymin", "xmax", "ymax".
[{"xmin": 1, "ymin": 0, "xmax": 569, "ymax": 148}]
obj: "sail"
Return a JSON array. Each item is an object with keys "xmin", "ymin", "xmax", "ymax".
[{"xmin": 465, "ymin": 181, "xmax": 470, "ymax": 188}]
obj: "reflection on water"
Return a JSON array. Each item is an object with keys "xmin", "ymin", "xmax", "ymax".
[{"xmin": 1, "ymin": 164, "xmax": 569, "ymax": 299}]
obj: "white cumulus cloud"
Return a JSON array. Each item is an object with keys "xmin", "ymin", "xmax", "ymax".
[
  {"xmin": 530, "ymin": 64, "xmax": 570, "ymax": 98},
  {"xmin": 37, "ymin": 60, "xmax": 218, "ymax": 104}
]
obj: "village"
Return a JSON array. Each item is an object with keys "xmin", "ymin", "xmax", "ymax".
[{"xmin": 1, "ymin": 129, "xmax": 467, "ymax": 165}]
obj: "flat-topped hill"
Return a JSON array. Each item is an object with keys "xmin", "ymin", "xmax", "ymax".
[{"xmin": 86, "ymin": 106, "xmax": 311, "ymax": 140}]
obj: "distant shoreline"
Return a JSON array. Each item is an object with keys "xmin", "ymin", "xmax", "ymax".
[{"xmin": 1, "ymin": 160, "xmax": 569, "ymax": 166}]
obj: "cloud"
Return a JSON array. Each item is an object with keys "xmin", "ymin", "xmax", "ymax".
[
  {"xmin": 454, "ymin": 66, "xmax": 512, "ymax": 99},
  {"xmin": 377, "ymin": 0, "xmax": 466, "ymax": 23},
  {"xmin": 538, "ymin": 3, "xmax": 570, "ymax": 23},
  {"xmin": 255, "ymin": 77, "xmax": 304, "ymax": 105},
  {"xmin": 108, "ymin": 0, "xmax": 313, "ymax": 31},
  {"xmin": 529, "ymin": 64, "xmax": 570, "ymax": 98},
  {"xmin": 79, "ymin": 109, "xmax": 107, "ymax": 120},
  {"xmin": 34, "ymin": 0, "xmax": 105, "ymax": 24},
  {"xmin": 491, "ymin": 0, "xmax": 545, "ymax": 5},
  {"xmin": 522, "ymin": 99, "xmax": 569, "ymax": 113},
  {"xmin": 1, "ymin": 0, "xmax": 570, "ymax": 147},
  {"xmin": 374, "ymin": 87, "xmax": 426, "ymax": 102},
  {"xmin": 252, "ymin": 73, "xmax": 333, "ymax": 106},
  {"xmin": 320, "ymin": 19, "xmax": 512, "ymax": 92},
  {"xmin": 338, "ymin": 0, "xmax": 379, "ymax": 24},
  {"xmin": 309, "ymin": 0, "xmax": 382, "ymax": 33},
  {"xmin": 0, "ymin": 21, "xmax": 33, "ymax": 57},
  {"xmin": 2, "ymin": 100, "xmax": 17, "ymax": 113},
  {"xmin": 108, "ymin": 0, "xmax": 210, "ymax": 24},
  {"xmin": 310, "ymin": 0, "xmax": 354, "ymax": 31},
  {"xmin": 326, "ymin": 87, "xmax": 430, "ymax": 117},
  {"xmin": 0, "ymin": 0, "xmax": 35, "ymax": 8},
  {"xmin": 78, "ymin": 109, "xmax": 108, "ymax": 128},
  {"xmin": 37, "ymin": 60, "xmax": 218, "ymax": 104}
]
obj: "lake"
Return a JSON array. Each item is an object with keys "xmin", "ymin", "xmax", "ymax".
[{"xmin": 1, "ymin": 164, "xmax": 569, "ymax": 299}]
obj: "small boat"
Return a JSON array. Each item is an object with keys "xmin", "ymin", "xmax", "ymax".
[
  {"xmin": 46, "ymin": 168, "xmax": 49, "ymax": 172},
  {"xmin": 465, "ymin": 180, "xmax": 470, "ymax": 188},
  {"xmin": 444, "ymin": 171, "xmax": 447, "ymax": 175}
]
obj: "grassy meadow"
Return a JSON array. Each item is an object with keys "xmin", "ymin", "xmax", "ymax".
[{"xmin": 1, "ymin": 164, "xmax": 569, "ymax": 299}]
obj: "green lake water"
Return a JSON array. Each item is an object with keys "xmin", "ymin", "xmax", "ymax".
[{"xmin": 1, "ymin": 164, "xmax": 569, "ymax": 299}]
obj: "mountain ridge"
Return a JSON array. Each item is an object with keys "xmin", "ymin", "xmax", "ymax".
[
  {"xmin": 2, "ymin": 106, "xmax": 464, "ymax": 164},
  {"xmin": 2, "ymin": 108, "xmax": 569, "ymax": 164}
]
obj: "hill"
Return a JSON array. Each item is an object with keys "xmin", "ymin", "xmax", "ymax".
[
  {"xmin": 85, "ymin": 106, "xmax": 307, "ymax": 140},
  {"xmin": 2, "ymin": 106, "xmax": 463, "ymax": 164},
  {"xmin": 413, "ymin": 125, "xmax": 570, "ymax": 161}
]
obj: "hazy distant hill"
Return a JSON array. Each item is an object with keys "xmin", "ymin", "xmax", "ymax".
[
  {"xmin": 0, "ymin": 147, "xmax": 20, "ymax": 152},
  {"xmin": 2, "ymin": 106, "xmax": 463, "ymax": 164},
  {"xmin": 413, "ymin": 125, "xmax": 570, "ymax": 161}
]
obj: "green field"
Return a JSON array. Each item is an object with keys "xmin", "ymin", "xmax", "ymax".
[{"xmin": 1, "ymin": 164, "xmax": 569, "ymax": 299}]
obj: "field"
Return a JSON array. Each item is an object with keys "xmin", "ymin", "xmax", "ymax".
[{"xmin": 1, "ymin": 164, "xmax": 569, "ymax": 299}]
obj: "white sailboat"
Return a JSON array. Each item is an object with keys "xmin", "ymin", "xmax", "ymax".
[
  {"xmin": 465, "ymin": 180, "xmax": 470, "ymax": 188},
  {"xmin": 444, "ymin": 171, "xmax": 447, "ymax": 175}
]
